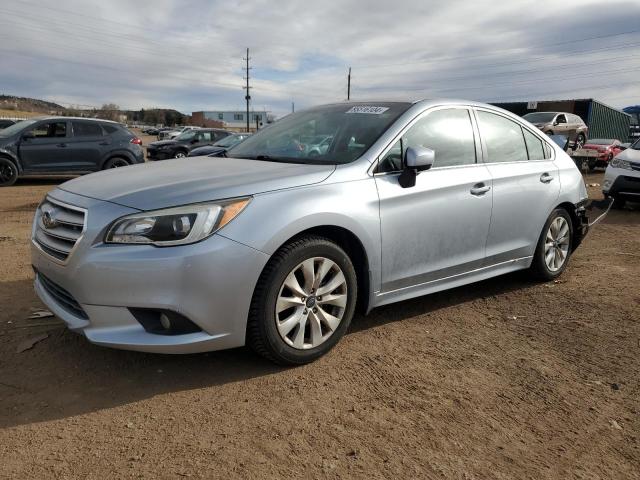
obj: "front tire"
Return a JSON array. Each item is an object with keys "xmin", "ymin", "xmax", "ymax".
[
  {"xmin": 530, "ymin": 209, "xmax": 573, "ymax": 281},
  {"xmin": 174, "ymin": 151, "xmax": 187, "ymax": 158},
  {"xmin": 576, "ymin": 133, "xmax": 586, "ymax": 148},
  {"xmin": 247, "ymin": 236, "xmax": 357, "ymax": 365},
  {"xmin": 0, "ymin": 157, "xmax": 18, "ymax": 186}
]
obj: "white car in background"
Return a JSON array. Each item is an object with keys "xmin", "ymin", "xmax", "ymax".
[
  {"xmin": 603, "ymin": 138, "xmax": 640, "ymax": 208},
  {"xmin": 168, "ymin": 126, "xmax": 200, "ymax": 140}
]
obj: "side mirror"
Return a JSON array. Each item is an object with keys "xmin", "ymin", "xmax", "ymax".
[{"xmin": 399, "ymin": 146, "xmax": 435, "ymax": 188}]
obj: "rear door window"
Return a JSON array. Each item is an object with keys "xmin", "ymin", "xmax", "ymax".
[
  {"xmin": 523, "ymin": 129, "xmax": 545, "ymax": 160},
  {"xmin": 477, "ymin": 111, "xmax": 528, "ymax": 163},
  {"xmin": 72, "ymin": 122, "xmax": 103, "ymax": 137}
]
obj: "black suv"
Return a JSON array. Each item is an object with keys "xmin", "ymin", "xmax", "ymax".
[
  {"xmin": 0, "ymin": 117, "xmax": 144, "ymax": 186},
  {"xmin": 147, "ymin": 128, "xmax": 231, "ymax": 160}
]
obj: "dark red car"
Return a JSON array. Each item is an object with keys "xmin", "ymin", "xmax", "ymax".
[{"xmin": 581, "ymin": 138, "xmax": 624, "ymax": 171}]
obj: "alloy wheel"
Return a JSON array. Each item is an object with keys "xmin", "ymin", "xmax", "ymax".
[
  {"xmin": 275, "ymin": 257, "xmax": 348, "ymax": 350},
  {"xmin": 175, "ymin": 152, "xmax": 186, "ymax": 158},
  {"xmin": 544, "ymin": 216, "xmax": 570, "ymax": 272}
]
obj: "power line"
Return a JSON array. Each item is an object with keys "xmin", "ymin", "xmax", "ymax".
[{"xmin": 352, "ymin": 30, "xmax": 640, "ymax": 69}]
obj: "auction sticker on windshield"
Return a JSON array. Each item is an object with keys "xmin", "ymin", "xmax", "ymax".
[{"xmin": 346, "ymin": 106, "xmax": 390, "ymax": 114}]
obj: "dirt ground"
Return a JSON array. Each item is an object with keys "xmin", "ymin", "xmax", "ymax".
[{"xmin": 0, "ymin": 172, "xmax": 638, "ymax": 479}]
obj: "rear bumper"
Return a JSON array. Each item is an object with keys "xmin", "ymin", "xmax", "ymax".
[{"xmin": 574, "ymin": 200, "xmax": 589, "ymax": 249}]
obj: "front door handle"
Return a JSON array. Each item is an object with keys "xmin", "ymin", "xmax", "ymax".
[
  {"xmin": 470, "ymin": 183, "xmax": 491, "ymax": 196},
  {"xmin": 540, "ymin": 173, "xmax": 554, "ymax": 183},
  {"xmin": 56, "ymin": 143, "xmax": 67, "ymax": 148}
]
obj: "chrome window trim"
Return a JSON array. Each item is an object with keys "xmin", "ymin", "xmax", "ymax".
[{"xmin": 31, "ymin": 196, "xmax": 88, "ymax": 266}]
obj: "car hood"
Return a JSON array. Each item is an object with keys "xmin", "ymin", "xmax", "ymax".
[
  {"xmin": 59, "ymin": 157, "xmax": 336, "ymax": 210},
  {"xmin": 148, "ymin": 140, "xmax": 179, "ymax": 148},
  {"xmin": 615, "ymin": 147, "xmax": 640, "ymax": 162}
]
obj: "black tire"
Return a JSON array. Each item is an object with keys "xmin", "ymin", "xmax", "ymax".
[
  {"xmin": 247, "ymin": 236, "xmax": 358, "ymax": 365},
  {"xmin": 588, "ymin": 159, "xmax": 597, "ymax": 172},
  {"xmin": 545, "ymin": 130, "xmax": 554, "ymax": 136},
  {"xmin": 576, "ymin": 133, "xmax": 586, "ymax": 148},
  {"xmin": 530, "ymin": 208, "xmax": 573, "ymax": 281},
  {"xmin": 103, "ymin": 157, "xmax": 130, "ymax": 169},
  {"xmin": 612, "ymin": 196, "xmax": 626, "ymax": 209},
  {"xmin": 0, "ymin": 157, "xmax": 18, "ymax": 187},
  {"xmin": 174, "ymin": 150, "xmax": 187, "ymax": 158}
]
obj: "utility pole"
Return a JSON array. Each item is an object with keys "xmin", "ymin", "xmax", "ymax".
[
  {"xmin": 243, "ymin": 48, "xmax": 252, "ymax": 132},
  {"xmin": 292, "ymin": 102, "xmax": 295, "ymax": 113},
  {"xmin": 347, "ymin": 67, "xmax": 351, "ymax": 101}
]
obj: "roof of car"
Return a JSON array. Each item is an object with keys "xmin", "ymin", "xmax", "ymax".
[{"xmin": 26, "ymin": 116, "xmax": 120, "ymax": 124}]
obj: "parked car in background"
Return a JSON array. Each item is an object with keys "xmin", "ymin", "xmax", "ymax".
[
  {"xmin": 166, "ymin": 126, "xmax": 200, "ymax": 140},
  {"xmin": 523, "ymin": 112, "xmax": 588, "ymax": 147},
  {"xmin": 156, "ymin": 127, "xmax": 175, "ymax": 140},
  {"xmin": 147, "ymin": 128, "xmax": 230, "ymax": 160},
  {"xmin": 578, "ymin": 138, "xmax": 624, "ymax": 171},
  {"xmin": 603, "ymin": 137, "xmax": 640, "ymax": 209},
  {"xmin": 144, "ymin": 127, "xmax": 159, "ymax": 135},
  {"xmin": 187, "ymin": 133, "xmax": 251, "ymax": 157},
  {"xmin": 30, "ymin": 100, "xmax": 589, "ymax": 365},
  {"xmin": 0, "ymin": 119, "xmax": 16, "ymax": 129},
  {"xmin": 0, "ymin": 117, "xmax": 144, "ymax": 186}
]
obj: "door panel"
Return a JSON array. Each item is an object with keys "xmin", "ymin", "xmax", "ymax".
[
  {"xmin": 374, "ymin": 107, "xmax": 493, "ymax": 293},
  {"xmin": 19, "ymin": 121, "xmax": 71, "ymax": 171},
  {"xmin": 475, "ymin": 109, "xmax": 560, "ymax": 264},
  {"xmin": 376, "ymin": 165, "xmax": 493, "ymax": 292},
  {"xmin": 68, "ymin": 121, "xmax": 107, "ymax": 170}
]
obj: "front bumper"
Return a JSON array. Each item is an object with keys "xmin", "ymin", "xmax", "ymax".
[
  {"xmin": 31, "ymin": 190, "xmax": 270, "ymax": 354},
  {"xmin": 602, "ymin": 170, "xmax": 640, "ymax": 199}
]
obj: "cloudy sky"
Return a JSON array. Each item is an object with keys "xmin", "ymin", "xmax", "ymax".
[{"xmin": 1, "ymin": 0, "xmax": 639, "ymax": 116}]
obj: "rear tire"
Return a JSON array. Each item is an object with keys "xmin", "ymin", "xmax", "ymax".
[
  {"xmin": 576, "ymin": 133, "xmax": 586, "ymax": 148},
  {"xmin": 174, "ymin": 151, "xmax": 187, "ymax": 158},
  {"xmin": 0, "ymin": 157, "xmax": 18, "ymax": 187},
  {"xmin": 247, "ymin": 236, "xmax": 357, "ymax": 365},
  {"xmin": 103, "ymin": 157, "xmax": 130, "ymax": 169},
  {"xmin": 530, "ymin": 209, "xmax": 573, "ymax": 281}
]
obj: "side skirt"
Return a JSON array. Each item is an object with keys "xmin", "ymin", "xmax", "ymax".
[{"xmin": 372, "ymin": 256, "xmax": 533, "ymax": 308}]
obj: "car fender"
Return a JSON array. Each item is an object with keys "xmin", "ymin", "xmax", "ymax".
[{"xmin": 218, "ymin": 178, "xmax": 383, "ymax": 298}]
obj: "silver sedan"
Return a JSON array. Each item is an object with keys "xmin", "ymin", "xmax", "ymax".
[{"xmin": 31, "ymin": 100, "xmax": 589, "ymax": 364}]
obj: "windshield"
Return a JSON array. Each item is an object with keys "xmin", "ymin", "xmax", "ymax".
[
  {"xmin": 227, "ymin": 102, "xmax": 411, "ymax": 164},
  {"xmin": 0, "ymin": 119, "xmax": 38, "ymax": 137},
  {"xmin": 631, "ymin": 138, "xmax": 640, "ymax": 150},
  {"xmin": 587, "ymin": 139, "xmax": 615, "ymax": 145},
  {"xmin": 215, "ymin": 134, "xmax": 245, "ymax": 148},
  {"xmin": 523, "ymin": 112, "xmax": 557, "ymax": 123},
  {"xmin": 176, "ymin": 130, "xmax": 197, "ymax": 141}
]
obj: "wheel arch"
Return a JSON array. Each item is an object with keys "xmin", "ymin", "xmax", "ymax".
[
  {"xmin": 100, "ymin": 151, "xmax": 134, "ymax": 169},
  {"xmin": 555, "ymin": 201, "xmax": 583, "ymax": 251},
  {"xmin": 0, "ymin": 150, "xmax": 22, "ymax": 173},
  {"xmin": 264, "ymin": 225, "xmax": 372, "ymax": 315}
]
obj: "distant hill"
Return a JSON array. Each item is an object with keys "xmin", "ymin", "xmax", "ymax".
[{"xmin": 0, "ymin": 95, "xmax": 66, "ymax": 114}]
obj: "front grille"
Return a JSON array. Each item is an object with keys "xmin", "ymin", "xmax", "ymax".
[
  {"xmin": 37, "ymin": 272, "xmax": 88, "ymax": 319},
  {"xmin": 33, "ymin": 197, "xmax": 86, "ymax": 262}
]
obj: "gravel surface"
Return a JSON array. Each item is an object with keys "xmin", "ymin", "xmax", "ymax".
[{"xmin": 0, "ymin": 172, "xmax": 638, "ymax": 479}]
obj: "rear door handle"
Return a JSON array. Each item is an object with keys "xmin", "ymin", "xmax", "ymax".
[
  {"xmin": 540, "ymin": 173, "xmax": 554, "ymax": 183},
  {"xmin": 470, "ymin": 183, "xmax": 491, "ymax": 196},
  {"xmin": 56, "ymin": 143, "xmax": 67, "ymax": 148}
]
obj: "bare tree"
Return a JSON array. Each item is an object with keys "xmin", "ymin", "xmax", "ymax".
[{"xmin": 98, "ymin": 103, "xmax": 120, "ymax": 121}]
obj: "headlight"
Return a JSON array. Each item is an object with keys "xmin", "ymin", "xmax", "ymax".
[
  {"xmin": 105, "ymin": 198, "xmax": 250, "ymax": 246},
  {"xmin": 610, "ymin": 157, "xmax": 632, "ymax": 170}
]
